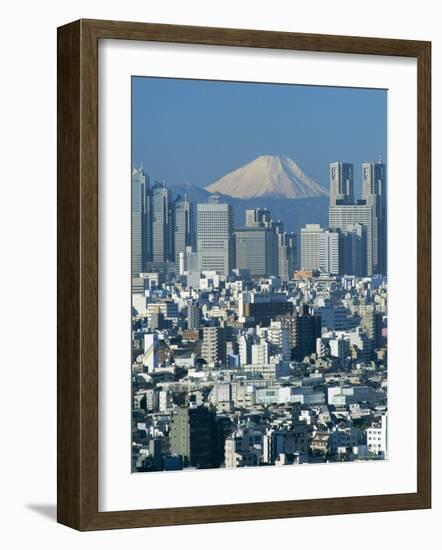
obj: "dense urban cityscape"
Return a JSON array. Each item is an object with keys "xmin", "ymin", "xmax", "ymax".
[{"xmin": 131, "ymin": 159, "xmax": 388, "ymax": 473}]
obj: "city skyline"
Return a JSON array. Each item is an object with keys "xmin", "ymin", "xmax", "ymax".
[
  {"xmin": 131, "ymin": 78, "xmax": 388, "ymax": 474},
  {"xmin": 132, "ymin": 77, "xmax": 387, "ymax": 194}
]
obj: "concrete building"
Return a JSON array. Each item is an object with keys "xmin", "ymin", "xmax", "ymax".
[
  {"xmin": 293, "ymin": 305, "xmax": 322, "ymax": 361},
  {"xmin": 187, "ymin": 299, "xmax": 200, "ymax": 330},
  {"xmin": 301, "ymin": 224, "xmax": 324, "ymax": 271},
  {"xmin": 343, "ymin": 223, "xmax": 367, "ymax": 276},
  {"xmin": 197, "ymin": 195, "xmax": 234, "ymax": 276},
  {"xmin": 329, "ymin": 162, "xmax": 354, "ymax": 206},
  {"xmin": 131, "ymin": 166, "xmax": 149, "ymax": 276},
  {"xmin": 169, "ymin": 406, "xmax": 223, "ymax": 468},
  {"xmin": 277, "ymin": 231, "xmax": 296, "ymax": 281},
  {"xmin": 201, "ymin": 326, "xmax": 226, "ymax": 366},
  {"xmin": 174, "ymin": 195, "xmax": 194, "ymax": 270},
  {"xmin": 319, "ymin": 229, "xmax": 344, "ymax": 275},
  {"xmin": 329, "ymin": 203, "xmax": 375, "ymax": 275},
  {"xmin": 151, "ymin": 182, "xmax": 174, "ymax": 265},
  {"xmin": 362, "ymin": 161, "xmax": 387, "ymax": 275},
  {"xmin": 143, "ymin": 333, "xmax": 158, "ymax": 372},
  {"xmin": 234, "ymin": 227, "xmax": 278, "ymax": 277},
  {"xmin": 366, "ymin": 415, "xmax": 388, "ymax": 456}
]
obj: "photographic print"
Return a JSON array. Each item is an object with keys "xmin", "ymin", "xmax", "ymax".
[{"xmin": 131, "ymin": 77, "xmax": 388, "ymax": 474}]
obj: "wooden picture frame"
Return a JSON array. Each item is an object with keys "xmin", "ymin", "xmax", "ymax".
[{"xmin": 57, "ymin": 18, "xmax": 431, "ymax": 531}]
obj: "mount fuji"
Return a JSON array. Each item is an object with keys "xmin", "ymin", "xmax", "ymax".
[{"xmin": 205, "ymin": 155, "xmax": 328, "ymax": 199}]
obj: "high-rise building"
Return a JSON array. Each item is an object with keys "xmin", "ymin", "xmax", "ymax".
[
  {"xmin": 330, "ymin": 162, "xmax": 354, "ymax": 205},
  {"xmin": 143, "ymin": 333, "xmax": 158, "ymax": 372},
  {"xmin": 238, "ymin": 334, "xmax": 252, "ymax": 366},
  {"xmin": 131, "ymin": 166, "xmax": 149, "ymax": 276},
  {"xmin": 301, "ymin": 224, "xmax": 324, "ymax": 271},
  {"xmin": 293, "ymin": 305, "xmax": 322, "ymax": 361},
  {"xmin": 187, "ymin": 299, "xmax": 201, "ymax": 330},
  {"xmin": 174, "ymin": 195, "xmax": 194, "ymax": 270},
  {"xmin": 201, "ymin": 326, "xmax": 226, "ymax": 366},
  {"xmin": 277, "ymin": 231, "xmax": 296, "ymax": 282},
  {"xmin": 197, "ymin": 195, "xmax": 234, "ymax": 276},
  {"xmin": 234, "ymin": 227, "xmax": 278, "ymax": 277},
  {"xmin": 362, "ymin": 161, "xmax": 387, "ymax": 274},
  {"xmin": 342, "ymin": 223, "xmax": 367, "ymax": 276},
  {"xmin": 319, "ymin": 229, "xmax": 344, "ymax": 275},
  {"xmin": 245, "ymin": 208, "xmax": 271, "ymax": 227},
  {"xmin": 151, "ymin": 182, "xmax": 174, "ymax": 265},
  {"xmin": 329, "ymin": 204, "xmax": 375, "ymax": 275},
  {"xmin": 170, "ymin": 406, "xmax": 224, "ymax": 468}
]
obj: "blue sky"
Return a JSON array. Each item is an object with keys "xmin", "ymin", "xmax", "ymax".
[{"xmin": 132, "ymin": 76, "xmax": 387, "ymax": 194}]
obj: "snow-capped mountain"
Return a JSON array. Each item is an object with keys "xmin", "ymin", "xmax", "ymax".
[{"xmin": 205, "ymin": 155, "xmax": 328, "ymax": 199}]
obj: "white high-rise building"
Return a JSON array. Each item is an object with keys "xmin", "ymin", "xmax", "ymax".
[
  {"xmin": 319, "ymin": 229, "xmax": 343, "ymax": 275},
  {"xmin": 143, "ymin": 333, "xmax": 158, "ymax": 372},
  {"xmin": 300, "ymin": 224, "xmax": 324, "ymax": 271},
  {"xmin": 197, "ymin": 195, "xmax": 234, "ymax": 276}
]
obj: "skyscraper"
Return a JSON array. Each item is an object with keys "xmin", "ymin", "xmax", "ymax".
[
  {"xmin": 197, "ymin": 194, "xmax": 234, "ymax": 276},
  {"xmin": 234, "ymin": 227, "xmax": 278, "ymax": 277},
  {"xmin": 131, "ymin": 166, "xmax": 146, "ymax": 277},
  {"xmin": 362, "ymin": 161, "xmax": 387, "ymax": 274},
  {"xmin": 245, "ymin": 208, "xmax": 271, "ymax": 227},
  {"xmin": 174, "ymin": 195, "xmax": 194, "ymax": 270},
  {"xmin": 293, "ymin": 305, "xmax": 322, "ymax": 361},
  {"xmin": 343, "ymin": 223, "xmax": 367, "ymax": 276},
  {"xmin": 151, "ymin": 182, "xmax": 174, "ymax": 265},
  {"xmin": 329, "ymin": 203, "xmax": 375, "ymax": 276},
  {"xmin": 300, "ymin": 224, "xmax": 324, "ymax": 271},
  {"xmin": 330, "ymin": 162, "xmax": 354, "ymax": 206},
  {"xmin": 277, "ymin": 231, "xmax": 296, "ymax": 282},
  {"xmin": 319, "ymin": 229, "xmax": 344, "ymax": 275}
]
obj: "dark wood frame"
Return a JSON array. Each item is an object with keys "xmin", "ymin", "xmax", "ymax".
[{"xmin": 57, "ymin": 18, "xmax": 431, "ymax": 531}]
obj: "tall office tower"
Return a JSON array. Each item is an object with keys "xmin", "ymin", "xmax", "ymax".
[
  {"xmin": 187, "ymin": 299, "xmax": 201, "ymax": 330},
  {"xmin": 201, "ymin": 326, "xmax": 226, "ymax": 366},
  {"xmin": 131, "ymin": 166, "xmax": 147, "ymax": 277},
  {"xmin": 174, "ymin": 195, "xmax": 194, "ymax": 269},
  {"xmin": 343, "ymin": 223, "xmax": 367, "ymax": 276},
  {"xmin": 362, "ymin": 161, "xmax": 387, "ymax": 274},
  {"xmin": 234, "ymin": 227, "xmax": 278, "ymax": 277},
  {"xmin": 319, "ymin": 229, "xmax": 344, "ymax": 275},
  {"xmin": 293, "ymin": 305, "xmax": 322, "ymax": 361},
  {"xmin": 151, "ymin": 182, "xmax": 174, "ymax": 264},
  {"xmin": 329, "ymin": 204, "xmax": 375, "ymax": 275},
  {"xmin": 170, "ymin": 406, "xmax": 224, "ymax": 468},
  {"xmin": 245, "ymin": 208, "xmax": 271, "ymax": 228},
  {"xmin": 330, "ymin": 162, "xmax": 354, "ymax": 205},
  {"xmin": 197, "ymin": 195, "xmax": 234, "ymax": 276},
  {"xmin": 277, "ymin": 232, "xmax": 296, "ymax": 281},
  {"xmin": 300, "ymin": 224, "xmax": 324, "ymax": 271}
]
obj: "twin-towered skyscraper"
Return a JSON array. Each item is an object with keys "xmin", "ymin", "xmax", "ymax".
[{"xmin": 301, "ymin": 159, "xmax": 386, "ymax": 277}]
